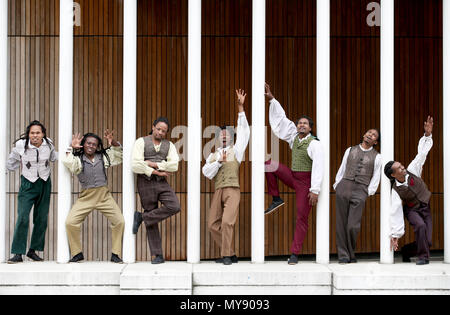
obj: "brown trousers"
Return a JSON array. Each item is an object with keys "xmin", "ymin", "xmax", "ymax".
[
  {"xmin": 208, "ymin": 187, "xmax": 240, "ymax": 257},
  {"xmin": 137, "ymin": 176, "xmax": 181, "ymax": 256},
  {"xmin": 335, "ymin": 179, "xmax": 369, "ymax": 261}
]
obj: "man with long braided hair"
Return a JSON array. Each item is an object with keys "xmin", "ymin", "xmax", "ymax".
[
  {"xmin": 6, "ymin": 120, "xmax": 57, "ymax": 263},
  {"xmin": 384, "ymin": 116, "xmax": 434, "ymax": 265},
  {"xmin": 62, "ymin": 130, "xmax": 125, "ymax": 263}
]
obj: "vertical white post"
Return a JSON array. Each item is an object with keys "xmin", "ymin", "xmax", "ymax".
[
  {"xmin": 251, "ymin": 0, "xmax": 266, "ymax": 264},
  {"xmin": 316, "ymin": 0, "xmax": 330, "ymax": 264},
  {"xmin": 0, "ymin": 0, "xmax": 8, "ymax": 263},
  {"xmin": 122, "ymin": 0, "xmax": 137, "ymax": 264},
  {"xmin": 444, "ymin": 0, "xmax": 450, "ymax": 264},
  {"xmin": 187, "ymin": 0, "xmax": 202, "ymax": 264},
  {"xmin": 57, "ymin": 0, "xmax": 74, "ymax": 263},
  {"xmin": 380, "ymin": 0, "xmax": 394, "ymax": 264}
]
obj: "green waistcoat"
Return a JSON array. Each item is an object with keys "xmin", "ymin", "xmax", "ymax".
[
  {"xmin": 212, "ymin": 147, "xmax": 240, "ymax": 190},
  {"xmin": 291, "ymin": 135, "xmax": 315, "ymax": 172}
]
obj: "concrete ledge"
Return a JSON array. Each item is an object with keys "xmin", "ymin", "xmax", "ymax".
[
  {"xmin": 119, "ymin": 262, "xmax": 192, "ymax": 294},
  {"xmin": 0, "ymin": 262, "xmax": 125, "ymax": 295},
  {"xmin": 329, "ymin": 262, "xmax": 450, "ymax": 293},
  {"xmin": 192, "ymin": 262, "xmax": 331, "ymax": 295}
]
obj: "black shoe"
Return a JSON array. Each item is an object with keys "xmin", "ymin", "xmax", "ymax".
[
  {"xmin": 416, "ymin": 259, "xmax": 429, "ymax": 265},
  {"xmin": 350, "ymin": 258, "xmax": 357, "ymax": 263},
  {"xmin": 151, "ymin": 255, "xmax": 165, "ymax": 265},
  {"xmin": 69, "ymin": 252, "xmax": 84, "ymax": 263},
  {"xmin": 111, "ymin": 254, "xmax": 123, "ymax": 264},
  {"xmin": 265, "ymin": 199, "xmax": 285, "ymax": 215},
  {"xmin": 216, "ymin": 255, "xmax": 238, "ymax": 264},
  {"xmin": 223, "ymin": 257, "xmax": 232, "ymax": 265},
  {"xmin": 7, "ymin": 254, "xmax": 23, "ymax": 264},
  {"xmin": 133, "ymin": 211, "xmax": 143, "ymax": 234},
  {"xmin": 338, "ymin": 258, "xmax": 351, "ymax": 264},
  {"xmin": 26, "ymin": 249, "xmax": 43, "ymax": 262},
  {"xmin": 288, "ymin": 254, "xmax": 298, "ymax": 265}
]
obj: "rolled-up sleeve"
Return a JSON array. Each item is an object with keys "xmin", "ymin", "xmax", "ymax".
[{"xmin": 156, "ymin": 142, "xmax": 179, "ymax": 172}]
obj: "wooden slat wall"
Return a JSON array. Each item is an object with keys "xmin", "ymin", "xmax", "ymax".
[
  {"xmin": 394, "ymin": 0, "xmax": 443, "ymax": 251},
  {"xmin": 201, "ymin": 0, "xmax": 253, "ymax": 260},
  {"xmin": 5, "ymin": 0, "xmax": 444, "ymax": 261},
  {"xmin": 135, "ymin": 0, "xmax": 188, "ymax": 261},
  {"xmin": 6, "ymin": 0, "xmax": 60, "ymax": 261}
]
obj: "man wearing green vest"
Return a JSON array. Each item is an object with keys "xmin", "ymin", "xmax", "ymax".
[
  {"xmin": 202, "ymin": 89, "xmax": 250, "ymax": 265},
  {"xmin": 264, "ymin": 84, "xmax": 324, "ymax": 265}
]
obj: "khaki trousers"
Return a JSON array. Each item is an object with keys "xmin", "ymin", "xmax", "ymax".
[
  {"xmin": 208, "ymin": 187, "xmax": 240, "ymax": 257},
  {"xmin": 65, "ymin": 186, "xmax": 125, "ymax": 257}
]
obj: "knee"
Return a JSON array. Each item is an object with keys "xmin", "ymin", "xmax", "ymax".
[{"xmin": 415, "ymin": 221, "xmax": 426, "ymax": 232}]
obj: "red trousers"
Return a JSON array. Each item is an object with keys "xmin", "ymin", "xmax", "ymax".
[{"xmin": 265, "ymin": 160, "xmax": 312, "ymax": 255}]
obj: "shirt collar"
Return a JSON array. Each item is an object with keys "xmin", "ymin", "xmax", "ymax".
[
  {"xmin": 395, "ymin": 174, "xmax": 410, "ymax": 187},
  {"xmin": 358, "ymin": 144, "xmax": 374, "ymax": 152},
  {"xmin": 297, "ymin": 133, "xmax": 311, "ymax": 143},
  {"xmin": 27, "ymin": 139, "xmax": 49, "ymax": 150}
]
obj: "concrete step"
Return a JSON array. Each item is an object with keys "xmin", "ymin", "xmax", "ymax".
[
  {"xmin": 329, "ymin": 262, "xmax": 450, "ymax": 295},
  {"xmin": 192, "ymin": 262, "xmax": 332, "ymax": 295},
  {"xmin": 0, "ymin": 262, "xmax": 126, "ymax": 295},
  {"xmin": 119, "ymin": 262, "xmax": 192, "ymax": 295}
]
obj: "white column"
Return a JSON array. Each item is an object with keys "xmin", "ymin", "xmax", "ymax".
[
  {"xmin": 251, "ymin": 0, "xmax": 266, "ymax": 264},
  {"xmin": 122, "ymin": 0, "xmax": 137, "ymax": 264},
  {"xmin": 380, "ymin": 0, "xmax": 394, "ymax": 264},
  {"xmin": 443, "ymin": 0, "xmax": 450, "ymax": 264},
  {"xmin": 0, "ymin": 0, "xmax": 8, "ymax": 263},
  {"xmin": 316, "ymin": 0, "xmax": 330, "ymax": 264},
  {"xmin": 57, "ymin": 0, "xmax": 74, "ymax": 263},
  {"xmin": 187, "ymin": 0, "xmax": 202, "ymax": 264}
]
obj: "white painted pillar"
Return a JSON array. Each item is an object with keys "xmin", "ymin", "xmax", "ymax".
[
  {"xmin": 316, "ymin": 0, "xmax": 330, "ymax": 264},
  {"xmin": 57, "ymin": 0, "xmax": 74, "ymax": 263},
  {"xmin": 187, "ymin": 0, "xmax": 202, "ymax": 264},
  {"xmin": 380, "ymin": 0, "xmax": 394, "ymax": 264},
  {"xmin": 0, "ymin": 0, "xmax": 8, "ymax": 263},
  {"xmin": 122, "ymin": 0, "xmax": 137, "ymax": 264},
  {"xmin": 443, "ymin": 0, "xmax": 450, "ymax": 264},
  {"xmin": 251, "ymin": 0, "xmax": 266, "ymax": 264}
]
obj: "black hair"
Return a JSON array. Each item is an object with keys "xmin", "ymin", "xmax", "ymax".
[
  {"xmin": 384, "ymin": 161, "xmax": 396, "ymax": 188},
  {"xmin": 361, "ymin": 128, "xmax": 381, "ymax": 146},
  {"xmin": 296, "ymin": 115, "xmax": 319, "ymax": 141},
  {"xmin": 73, "ymin": 133, "xmax": 111, "ymax": 170},
  {"xmin": 149, "ymin": 117, "xmax": 170, "ymax": 135},
  {"xmin": 14, "ymin": 120, "xmax": 53, "ymax": 152}
]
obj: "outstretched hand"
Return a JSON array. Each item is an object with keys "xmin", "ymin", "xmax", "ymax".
[
  {"xmin": 264, "ymin": 83, "xmax": 274, "ymax": 101},
  {"xmin": 104, "ymin": 129, "xmax": 119, "ymax": 147},
  {"xmin": 71, "ymin": 133, "xmax": 83, "ymax": 149},
  {"xmin": 424, "ymin": 116, "xmax": 434, "ymax": 137},
  {"xmin": 236, "ymin": 89, "xmax": 247, "ymax": 111}
]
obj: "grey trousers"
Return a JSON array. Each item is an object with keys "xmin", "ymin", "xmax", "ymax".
[{"xmin": 335, "ymin": 179, "xmax": 369, "ymax": 261}]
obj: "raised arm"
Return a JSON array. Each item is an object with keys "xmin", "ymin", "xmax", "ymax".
[
  {"xmin": 407, "ymin": 116, "xmax": 434, "ymax": 177},
  {"xmin": 265, "ymin": 83, "xmax": 298, "ymax": 148},
  {"xmin": 234, "ymin": 89, "xmax": 250, "ymax": 163}
]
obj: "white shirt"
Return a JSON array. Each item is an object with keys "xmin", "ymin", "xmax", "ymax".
[
  {"xmin": 202, "ymin": 112, "xmax": 250, "ymax": 180},
  {"xmin": 268, "ymin": 98, "xmax": 324, "ymax": 194},
  {"xmin": 390, "ymin": 134, "xmax": 433, "ymax": 239},
  {"xmin": 333, "ymin": 145, "xmax": 382, "ymax": 196}
]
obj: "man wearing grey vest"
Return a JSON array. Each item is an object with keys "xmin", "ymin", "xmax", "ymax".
[
  {"xmin": 202, "ymin": 89, "xmax": 250, "ymax": 265},
  {"xmin": 264, "ymin": 84, "xmax": 324, "ymax": 265},
  {"xmin": 385, "ymin": 116, "xmax": 434, "ymax": 265},
  {"xmin": 63, "ymin": 130, "xmax": 125, "ymax": 263},
  {"xmin": 333, "ymin": 129, "xmax": 381, "ymax": 264},
  {"xmin": 6, "ymin": 121, "xmax": 57, "ymax": 264},
  {"xmin": 131, "ymin": 117, "xmax": 181, "ymax": 264}
]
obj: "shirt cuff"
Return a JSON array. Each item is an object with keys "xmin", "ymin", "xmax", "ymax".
[{"xmin": 309, "ymin": 188, "xmax": 320, "ymax": 194}]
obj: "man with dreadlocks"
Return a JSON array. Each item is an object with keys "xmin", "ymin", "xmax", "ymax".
[
  {"xmin": 62, "ymin": 130, "xmax": 125, "ymax": 263},
  {"xmin": 131, "ymin": 117, "xmax": 181, "ymax": 264},
  {"xmin": 6, "ymin": 121, "xmax": 57, "ymax": 263},
  {"xmin": 263, "ymin": 83, "xmax": 324, "ymax": 265},
  {"xmin": 384, "ymin": 116, "xmax": 434, "ymax": 265}
]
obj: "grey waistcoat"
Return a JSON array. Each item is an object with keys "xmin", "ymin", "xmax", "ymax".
[
  {"xmin": 343, "ymin": 145, "xmax": 379, "ymax": 186},
  {"xmin": 77, "ymin": 154, "xmax": 108, "ymax": 190},
  {"xmin": 139, "ymin": 136, "xmax": 170, "ymax": 181}
]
